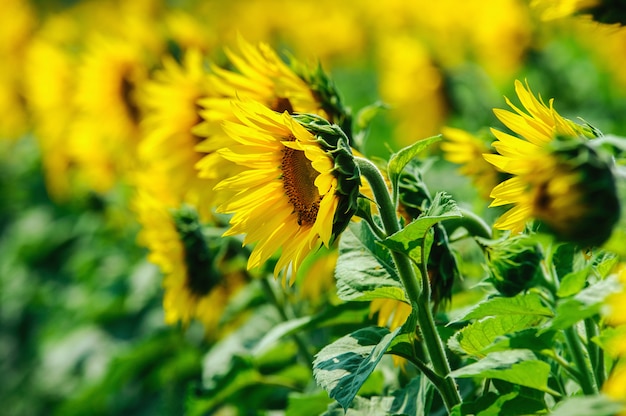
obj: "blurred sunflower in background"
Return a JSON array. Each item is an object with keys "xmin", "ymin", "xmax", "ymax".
[
  {"xmin": 484, "ymin": 79, "xmax": 620, "ymax": 246},
  {"xmin": 532, "ymin": 0, "xmax": 626, "ymax": 25},
  {"xmin": 69, "ymin": 35, "xmax": 154, "ymax": 192},
  {"xmin": 133, "ymin": 173, "xmax": 247, "ymax": 336},
  {"xmin": 23, "ymin": 16, "xmax": 79, "ymax": 200},
  {"xmin": 193, "ymin": 36, "xmax": 348, "ymax": 196},
  {"xmin": 138, "ymin": 49, "xmax": 216, "ymax": 217},
  {"xmin": 441, "ymin": 126, "xmax": 506, "ymax": 200},
  {"xmin": 0, "ymin": 0, "xmax": 36, "ymax": 141}
]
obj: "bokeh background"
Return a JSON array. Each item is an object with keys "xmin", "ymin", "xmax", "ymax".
[{"xmin": 2, "ymin": 0, "xmax": 626, "ymax": 415}]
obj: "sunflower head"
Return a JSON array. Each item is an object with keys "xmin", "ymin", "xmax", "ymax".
[
  {"xmin": 530, "ymin": 138, "xmax": 620, "ymax": 247},
  {"xmin": 485, "ymin": 80, "xmax": 620, "ymax": 247},
  {"xmin": 292, "ymin": 112, "xmax": 361, "ymax": 241},
  {"xmin": 441, "ymin": 126, "xmax": 508, "ymax": 200},
  {"xmin": 216, "ymin": 101, "xmax": 360, "ymax": 281},
  {"xmin": 483, "ymin": 234, "xmax": 543, "ymax": 297}
]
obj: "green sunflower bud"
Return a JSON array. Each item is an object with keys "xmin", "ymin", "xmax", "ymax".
[
  {"xmin": 484, "ymin": 235, "xmax": 543, "ymax": 297},
  {"xmin": 292, "ymin": 113, "xmax": 361, "ymax": 243},
  {"xmin": 534, "ymin": 139, "xmax": 620, "ymax": 247}
]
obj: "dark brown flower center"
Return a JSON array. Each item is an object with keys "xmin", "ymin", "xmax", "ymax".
[
  {"xmin": 272, "ymin": 97, "xmax": 294, "ymax": 114},
  {"xmin": 120, "ymin": 71, "xmax": 141, "ymax": 124},
  {"xmin": 281, "ymin": 137, "xmax": 322, "ymax": 226}
]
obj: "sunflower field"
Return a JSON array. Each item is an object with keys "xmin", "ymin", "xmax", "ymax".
[{"xmin": 3, "ymin": 0, "xmax": 626, "ymax": 415}]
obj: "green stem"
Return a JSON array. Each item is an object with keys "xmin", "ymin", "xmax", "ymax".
[
  {"xmin": 259, "ymin": 277, "xmax": 315, "ymax": 365},
  {"xmin": 564, "ymin": 326, "xmax": 597, "ymax": 395},
  {"xmin": 548, "ymin": 350, "xmax": 583, "ymax": 384},
  {"xmin": 584, "ymin": 317, "xmax": 605, "ymax": 388},
  {"xmin": 444, "ymin": 208, "xmax": 493, "ymax": 240},
  {"xmin": 357, "ymin": 210, "xmax": 387, "ymax": 240},
  {"xmin": 356, "ymin": 157, "xmax": 461, "ymax": 411}
]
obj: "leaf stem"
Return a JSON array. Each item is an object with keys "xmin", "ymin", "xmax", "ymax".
[
  {"xmin": 444, "ymin": 208, "xmax": 493, "ymax": 240},
  {"xmin": 356, "ymin": 157, "xmax": 461, "ymax": 411}
]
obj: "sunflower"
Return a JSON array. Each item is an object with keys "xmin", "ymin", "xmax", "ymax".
[
  {"xmin": 23, "ymin": 20, "xmax": 78, "ymax": 200},
  {"xmin": 69, "ymin": 35, "xmax": 152, "ymax": 192},
  {"xmin": 484, "ymin": 80, "xmax": 619, "ymax": 246},
  {"xmin": 193, "ymin": 35, "xmax": 347, "ymax": 192},
  {"xmin": 441, "ymin": 127, "xmax": 505, "ymax": 200},
  {"xmin": 133, "ymin": 172, "xmax": 246, "ymax": 336},
  {"xmin": 215, "ymin": 100, "xmax": 359, "ymax": 283},
  {"xmin": 0, "ymin": 0, "xmax": 36, "ymax": 140},
  {"xmin": 370, "ymin": 298, "xmax": 412, "ymax": 331},
  {"xmin": 139, "ymin": 49, "xmax": 219, "ymax": 217}
]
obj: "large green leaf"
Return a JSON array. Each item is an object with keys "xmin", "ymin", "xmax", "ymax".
[
  {"xmin": 557, "ymin": 266, "xmax": 591, "ymax": 298},
  {"xmin": 449, "ymin": 293, "xmax": 553, "ymax": 357},
  {"xmin": 335, "ymin": 222, "xmax": 406, "ymax": 302},
  {"xmin": 253, "ymin": 302, "xmax": 371, "ymax": 356},
  {"xmin": 187, "ymin": 355, "xmax": 261, "ymax": 416},
  {"xmin": 323, "ymin": 396, "xmax": 395, "ymax": 416},
  {"xmin": 388, "ymin": 375, "xmax": 434, "ymax": 416},
  {"xmin": 549, "ymin": 275, "xmax": 621, "ymax": 330},
  {"xmin": 481, "ymin": 328, "xmax": 556, "ymax": 356},
  {"xmin": 321, "ymin": 376, "xmax": 433, "ymax": 416},
  {"xmin": 549, "ymin": 395, "xmax": 623, "ymax": 416},
  {"xmin": 287, "ymin": 391, "xmax": 334, "ymax": 416},
  {"xmin": 381, "ymin": 192, "xmax": 462, "ymax": 265},
  {"xmin": 451, "ymin": 384, "xmax": 547, "ymax": 416},
  {"xmin": 449, "ymin": 350, "xmax": 558, "ymax": 395},
  {"xmin": 387, "ymin": 135, "xmax": 442, "ymax": 201},
  {"xmin": 449, "ymin": 314, "xmax": 547, "ymax": 358},
  {"xmin": 313, "ymin": 326, "xmax": 401, "ymax": 410},
  {"xmin": 453, "ymin": 292, "xmax": 553, "ymax": 323}
]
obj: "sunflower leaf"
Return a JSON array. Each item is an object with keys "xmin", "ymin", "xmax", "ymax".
[
  {"xmin": 548, "ymin": 275, "xmax": 621, "ymax": 330},
  {"xmin": 253, "ymin": 302, "xmax": 371, "ymax": 356},
  {"xmin": 336, "ymin": 222, "xmax": 406, "ymax": 302},
  {"xmin": 452, "ymin": 292, "xmax": 553, "ymax": 323},
  {"xmin": 321, "ymin": 376, "xmax": 433, "ymax": 416},
  {"xmin": 549, "ymin": 395, "xmax": 623, "ymax": 416},
  {"xmin": 313, "ymin": 326, "xmax": 401, "ymax": 411},
  {"xmin": 381, "ymin": 192, "xmax": 462, "ymax": 266},
  {"xmin": 387, "ymin": 135, "xmax": 442, "ymax": 201},
  {"xmin": 287, "ymin": 391, "xmax": 334, "ymax": 416},
  {"xmin": 449, "ymin": 350, "xmax": 558, "ymax": 395},
  {"xmin": 448, "ymin": 313, "xmax": 547, "ymax": 358}
]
